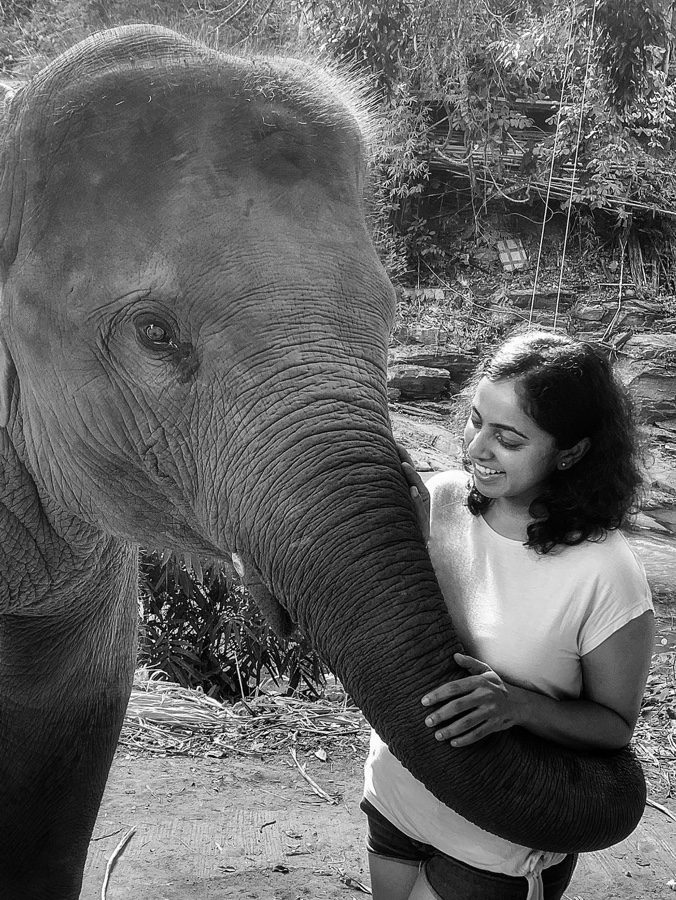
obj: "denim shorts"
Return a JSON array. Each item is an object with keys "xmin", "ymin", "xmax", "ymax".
[{"xmin": 361, "ymin": 798, "xmax": 578, "ymax": 900}]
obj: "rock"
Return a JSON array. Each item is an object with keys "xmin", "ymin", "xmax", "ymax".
[
  {"xmin": 632, "ymin": 512, "xmax": 672, "ymax": 534},
  {"xmin": 642, "ymin": 425, "xmax": 676, "ymax": 505},
  {"xmin": 648, "ymin": 508, "xmax": 676, "ymax": 534},
  {"xmin": 571, "ymin": 300, "xmax": 606, "ymax": 322},
  {"xmin": 615, "ymin": 333, "xmax": 676, "ymax": 422},
  {"xmin": 624, "ymin": 529, "xmax": 676, "ymax": 606},
  {"xmin": 388, "ymin": 343, "xmax": 478, "ymax": 383},
  {"xmin": 387, "ymin": 364, "xmax": 451, "ymax": 400},
  {"xmin": 506, "ymin": 288, "xmax": 576, "ymax": 309},
  {"xmin": 572, "ymin": 297, "xmax": 666, "ymax": 331},
  {"xmin": 399, "ymin": 288, "xmax": 446, "ymax": 303},
  {"xmin": 615, "ymin": 299, "xmax": 663, "ymax": 329},
  {"xmin": 390, "ymin": 408, "xmax": 463, "ymax": 472},
  {"xmin": 391, "ymin": 325, "xmax": 451, "ymax": 346}
]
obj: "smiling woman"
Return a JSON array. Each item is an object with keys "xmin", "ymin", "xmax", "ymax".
[
  {"xmin": 464, "ymin": 329, "xmax": 643, "ymax": 552},
  {"xmin": 464, "ymin": 377, "xmax": 574, "ymax": 522},
  {"xmin": 363, "ymin": 330, "xmax": 655, "ymax": 900}
]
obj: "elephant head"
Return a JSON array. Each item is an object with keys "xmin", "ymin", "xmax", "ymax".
[{"xmin": 0, "ymin": 23, "xmax": 644, "ymax": 898}]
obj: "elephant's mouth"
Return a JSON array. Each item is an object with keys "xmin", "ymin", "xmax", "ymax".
[{"xmin": 231, "ymin": 551, "xmax": 295, "ymax": 638}]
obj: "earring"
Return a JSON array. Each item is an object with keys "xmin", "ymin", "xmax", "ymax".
[{"xmin": 560, "ymin": 461, "xmax": 568, "ymax": 469}]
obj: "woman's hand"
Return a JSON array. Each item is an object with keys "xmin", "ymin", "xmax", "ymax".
[
  {"xmin": 421, "ymin": 653, "xmax": 523, "ymax": 747},
  {"xmin": 397, "ymin": 444, "xmax": 430, "ymax": 542},
  {"xmin": 422, "ymin": 612, "xmax": 654, "ymax": 752}
]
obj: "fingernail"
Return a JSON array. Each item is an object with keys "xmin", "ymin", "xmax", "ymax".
[
  {"xmin": 411, "ymin": 486, "xmax": 419, "ymax": 498},
  {"xmin": 425, "ymin": 717, "xmax": 434, "ymax": 727},
  {"xmin": 421, "ymin": 696, "xmax": 429, "ymax": 706}
]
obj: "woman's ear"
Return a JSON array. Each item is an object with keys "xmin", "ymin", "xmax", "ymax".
[
  {"xmin": 0, "ymin": 331, "xmax": 15, "ymax": 428},
  {"xmin": 556, "ymin": 437, "xmax": 591, "ymax": 471}
]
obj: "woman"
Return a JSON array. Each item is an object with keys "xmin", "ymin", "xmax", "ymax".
[{"xmin": 362, "ymin": 330, "xmax": 654, "ymax": 900}]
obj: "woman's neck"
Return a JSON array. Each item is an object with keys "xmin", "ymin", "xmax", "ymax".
[{"xmin": 482, "ymin": 497, "xmax": 535, "ymax": 541}]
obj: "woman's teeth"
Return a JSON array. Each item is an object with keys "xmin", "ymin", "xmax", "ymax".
[{"xmin": 475, "ymin": 464, "xmax": 503, "ymax": 476}]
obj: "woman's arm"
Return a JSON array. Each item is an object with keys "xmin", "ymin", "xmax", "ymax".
[{"xmin": 422, "ymin": 610, "xmax": 654, "ymax": 751}]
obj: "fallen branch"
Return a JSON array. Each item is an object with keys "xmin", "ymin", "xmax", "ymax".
[
  {"xmin": 646, "ymin": 797, "xmax": 676, "ymax": 823},
  {"xmin": 289, "ymin": 748, "xmax": 339, "ymax": 804},
  {"xmin": 101, "ymin": 827, "xmax": 136, "ymax": 900}
]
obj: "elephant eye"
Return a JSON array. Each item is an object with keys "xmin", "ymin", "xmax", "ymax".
[
  {"xmin": 145, "ymin": 323, "xmax": 169, "ymax": 343},
  {"xmin": 135, "ymin": 316, "xmax": 177, "ymax": 351}
]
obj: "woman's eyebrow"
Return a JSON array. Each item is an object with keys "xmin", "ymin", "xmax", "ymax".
[
  {"xmin": 472, "ymin": 406, "xmax": 529, "ymax": 440},
  {"xmin": 492, "ymin": 423, "xmax": 529, "ymax": 439}
]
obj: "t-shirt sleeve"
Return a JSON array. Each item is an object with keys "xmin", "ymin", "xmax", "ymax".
[
  {"xmin": 427, "ymin": 469, "xmax": 469, "ymax": 530},
  {"xmin": 577, "ymin": 535, "xmax": 654, "ymax": 656}
]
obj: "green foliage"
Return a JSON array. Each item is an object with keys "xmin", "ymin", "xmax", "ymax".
[
  {"xmin": 139, "ymin": 551, "xmax": 328, "ymax": 700},
  {"xmin": 593, "ymin": 0, "xmax": 667, "ymax": 111},
  {"xmin": 303, "ymin": 0, "xmax": 676, "ymax": 282},
  {"xmin": 301, "ymin": 0, "xmax": 410, "ymax": 93}
]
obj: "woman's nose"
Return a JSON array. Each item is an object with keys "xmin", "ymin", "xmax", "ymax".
[{"xmin": 468, "ymin": 428, "xmax": 489, "ymax": 459}]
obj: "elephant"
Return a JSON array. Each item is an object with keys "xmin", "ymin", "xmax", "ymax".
[{"xmin": 0, "ymin": 24, "xmax": 646, "ymax": 900}]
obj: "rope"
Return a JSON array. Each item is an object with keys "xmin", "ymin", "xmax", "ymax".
[
  {"xmin": 529, "ymin": 1, "xmax": 577, "ymax": 328},
  {"xmin": 553, "ymin": 0, "xmax": 599, "ymax": 332}
]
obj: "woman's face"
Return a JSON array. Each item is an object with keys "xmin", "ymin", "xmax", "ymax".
[{"xmin": 463, "ymin": 376, "xmax": 559, "ymax": 508}]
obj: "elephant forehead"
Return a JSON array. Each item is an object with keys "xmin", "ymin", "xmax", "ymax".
[{"xmin": 21, "ymin": 56, "xmax": 365, "ymax": 212}]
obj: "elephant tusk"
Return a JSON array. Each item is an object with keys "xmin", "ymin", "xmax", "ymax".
[{"xmin": 230, "ymin": 552, "xmax": 245, "ymax": 578}]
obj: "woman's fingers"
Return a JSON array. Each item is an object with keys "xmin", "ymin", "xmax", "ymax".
[
  {"xmin": 401, "ymin": 462, "xmax": 430, "ymax": 542},
  {"xmin": 397, "ymin": 453, "xmax": 431, "ymax": 541},
  {"xmin": 431, "ymin": 709, "xmax": 488, "ymax": 743},
  {"xmin": 396, "ymin": 445, "xmax": 428, "ymax": 493},
  {"xmin": 424, "ymin": 694, "xmax": 478, "ymax": 727},
  {"xmin": 442, "ymin": 720, "xmax": 494, "ymax": 747},
  {"xmin": 401, "ymin": 461, "xmax": 428, "ymax": 495},
  {"xmin": 421, "ymin": 675, "xmax": 484, "ymax": 707},
  {"xmin": 421, "ymin": 663, "xmax": 513, "ymax": 745},
  {"xmin": 453, "ymin": 652, "xmax": 491, "ymax": 675},
  {"xmin": 396, "ymin": 443, "xmax": 416, "ymax": 467}
]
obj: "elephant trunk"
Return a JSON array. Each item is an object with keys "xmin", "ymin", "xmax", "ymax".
[{"xmin": 229, "ymin": 404, "xmax": 646, "ymax": 854}]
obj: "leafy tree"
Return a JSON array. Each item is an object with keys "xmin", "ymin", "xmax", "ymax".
[
  {"xmin": 594, "ymin": 0, "xmax": 667, "ymax": 111},
  {"xmin": 302, "ymin": 0, "xmax": 676, "ymax": 281},
  {"xmin": 140, "ymin": 552, "xmax": 327, "ymax": 700}
]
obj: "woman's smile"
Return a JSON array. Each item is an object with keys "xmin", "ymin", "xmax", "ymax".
[{"xmin": 472, "ymin": 462, "xmax": 505, "ymax": 480}]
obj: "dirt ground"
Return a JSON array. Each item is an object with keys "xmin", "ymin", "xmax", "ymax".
[{"xmin": 84, "ymin": 746, "xmax": 676, "ymax": 900}]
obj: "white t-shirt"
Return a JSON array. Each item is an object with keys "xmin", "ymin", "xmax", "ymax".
[{"xmin": 364, "ymin": 470, "xmax": 653, "ymax": 890}]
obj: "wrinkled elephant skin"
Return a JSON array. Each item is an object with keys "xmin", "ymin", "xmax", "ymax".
[{"xmin": 0, "ymin": 25, "xmax": 645, "ymax": 900}]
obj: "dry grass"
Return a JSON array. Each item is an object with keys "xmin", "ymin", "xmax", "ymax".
[
  {"xmin": 121, "ymin": 653, "xmax": 676, "ymax": 809},
  {"xmin": 119, "ymin": 667, "xmax": 370, "ymax": 759},
  {"xmin": 633, "ymin": 649, "xmax": 676, "ymax": 803}
]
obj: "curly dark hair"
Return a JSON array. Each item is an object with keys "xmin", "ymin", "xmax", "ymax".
[{"xmin": 464, "ymin": 330, "xmax": 644, "ymax": 554}]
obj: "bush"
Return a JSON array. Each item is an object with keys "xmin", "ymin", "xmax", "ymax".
[{"xmin": 139, "ymin": 551, "xmax": 328, "ymax": 700}]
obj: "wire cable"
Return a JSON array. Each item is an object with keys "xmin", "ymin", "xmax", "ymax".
[{"xmin": 552, "ymin": 0, "xmax": 599, "ymax": 332}]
